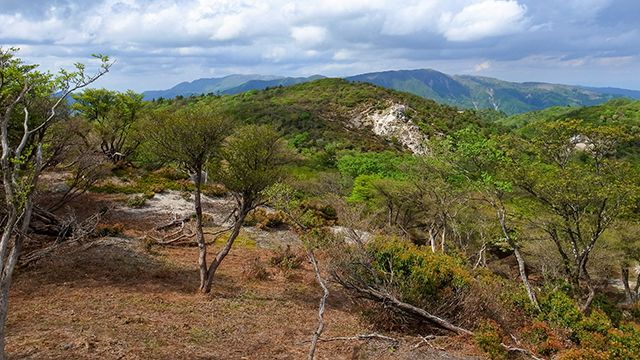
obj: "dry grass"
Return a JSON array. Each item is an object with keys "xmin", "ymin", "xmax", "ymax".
[{"xmin": 7, "ymin": 192, "xmax": 482, "ymax": 359}]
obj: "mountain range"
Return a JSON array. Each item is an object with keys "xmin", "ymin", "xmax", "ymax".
[{"xmin": 142, "ymin": 69, "xmax": 640, "ymax": 114}]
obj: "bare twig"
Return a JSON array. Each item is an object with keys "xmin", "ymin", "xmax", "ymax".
[
  {"xmin": 308, "ymin": 250, "xmax": 330, "ymax": 360},
  {"xmin": 412, "ymin": 335, "xmax": 437, "ymax": 349}
]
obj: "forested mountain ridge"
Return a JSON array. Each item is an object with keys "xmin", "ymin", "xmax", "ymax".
[
  {"xmin": 347, "ymin": 69, "xmax": 640, "ymax": 114},
  {"xmin": 143, "ymin": 69, "xmax": 640, "ymax": 115}
]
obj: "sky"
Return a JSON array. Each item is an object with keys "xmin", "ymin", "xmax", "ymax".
[{"xmin": 1, "ymin": 0, "xmax": 639, "ymax": 91}]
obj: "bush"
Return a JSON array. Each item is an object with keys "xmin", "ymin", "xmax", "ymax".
[
  {"xmin": 556, "ymin": 348, "xmax": 608, "ymax": 360},
  {"xmin": 126, "ymin": 195, "xmax": 147, "ymax": 208},
  {"xmin": 244, "ymin": 208, "xmax": 287, "ymax": 230},
  {"xmin": 367, "ymin": 238, "xmax": 470, "ymax": 308},
  {"xmin": 474, "ymin": 321, "xmax": 508, "ymax": 360},
  {"xmin": 94, "ymin": 223, "xmax": 125, "ymax": 237},
  {"xmin": 333, "ymin": 237, "xmax": 471, "ymax": 321},
  {"xmin": 608, "ymin": 323, "xmax": 640, "ymax": 359},
  {"xmin": 270, "ymin": 245, "xmax": 305, "ymax": 271},
  {"xmin": 521, "ymin": 321, "xmax": 564, "ymax": 356},
  {"xmin": 539, "ymin": 290, "xmax": 583, "ymax": 330},
  {"xmin": 202, "ymin": 183, "xmax": 227, "ymax": 197},
  {"xmin": 242, "ymin": 257, "xmax": 270, "ymax": 281}
]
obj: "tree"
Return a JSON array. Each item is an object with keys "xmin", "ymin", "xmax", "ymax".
[
  {"xmin": 144, "ymin": 102, "xmax": 233, "ymax": 292},
  {"xmin": 0, "ymin": 48, "xmax": 110, "ymax": 358},
  {"xmin": 72, "ymin": 88, "xmax": 144, "ymax": 164},
  {"xmin": 201, "ymin": 124, "xmax": 291, "ymax": 293},
  {"xmin": 512, "ymin": 120, "xmax": 640, "ymax": 311},
  {"xmin": 449, "ymin": 128, "xmax": 540, "ymax": 309}
]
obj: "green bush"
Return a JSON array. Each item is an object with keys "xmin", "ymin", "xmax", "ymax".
[
  {"xmin": 126, "ymin": 195, "xmax": 147, "ymax": 208},
  {"xmin": 366, "ymin": 237, "xmax": 471, "ymax": 308},
  {"xmin": 539, "ymin": 290, "xmax": 583, "ymax": 330},
  {"xmin": 474, "ymin": 321, "xmax": 508, "ymax": 360},
  {"xmin": 347, "ymin": 174, "xmax": 381, "ymax": 204},
  {"xmin": 608, "ymin": 323, "xmax": 640, "ymax": 359}
]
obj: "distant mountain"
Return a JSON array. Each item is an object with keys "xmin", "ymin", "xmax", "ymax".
[
  {"xmin": 222, "ymin": 75, "xmax": 325, "ymax": 95},
  {"xmin": 142, "ymin": 75, "xmax": 324, "ymax": 100},
  {"xmin": 143, "ymin": 69, "xmax": 640, "ymax": 115},
  {"xmin": 346, "ymin": 69, "xmax": 640, "ymax": 115},
  {"xmin": 583, "ymin": 86, "xmax": 640, "ymax": 99}
]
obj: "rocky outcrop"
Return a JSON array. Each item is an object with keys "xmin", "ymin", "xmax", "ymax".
[{"xmin": 350, "ymin": 102, "xmax": 429, "ymax": 155}]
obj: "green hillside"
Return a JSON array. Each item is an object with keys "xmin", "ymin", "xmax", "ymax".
[{"xmin": 153, "ymin": 78, "xmax": 491, "ymax": 153}]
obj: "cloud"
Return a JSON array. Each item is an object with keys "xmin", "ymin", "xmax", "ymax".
[
  {"xmin": 439, "ymin": 0, "xmax": 529, "ymax": 41},
  {"xmin": 474, "ymin": 61, "xmax": 492, "ymax": 72},
  {"xmin": 0, "ymin": 0, "xmax": 638, "ymax": 90},
  {"xmin": 290, "ymin": 26, "xmax": 328, "ymax": 47}
]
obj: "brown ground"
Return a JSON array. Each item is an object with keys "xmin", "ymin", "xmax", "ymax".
[{"xmin": 6, "ymin": 192, "xmax": 483, "ymax": 359}]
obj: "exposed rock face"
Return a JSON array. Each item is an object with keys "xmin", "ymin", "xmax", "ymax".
[{"xmin": 350, "ymin": 102, "xmax": 429, "ymax": 155}]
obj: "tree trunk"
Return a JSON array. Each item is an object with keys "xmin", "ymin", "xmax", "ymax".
[
  {"xmin": 513, "ymin": 246, "xmax": 540, "ymax": 309},
  {"xmin": 497, "ymin": 207, "xmax": 539, "ymax": 309},
  {"xmin": 201, "ymin": 202, "xmax": 249, "ymax": 293},
  {"xmin": 622, "ymin": 266, "xmax": 634, "ymax": 303},
  {"xmin": 428, "ymin": 227, "xmax": 436, "ymax": 253},
  {"xmin": 193, "ymin": 170, "xmax": 208, "ymax": 292}
]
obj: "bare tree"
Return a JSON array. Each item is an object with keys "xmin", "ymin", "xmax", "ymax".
[{"xmin": 0, "ymin": 48, "xmax": 110, "ymax": 358}]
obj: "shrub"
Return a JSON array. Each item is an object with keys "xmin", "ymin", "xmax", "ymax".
[
  {"xmin": 521, "ymin": 321, "xmax": 564, "ymax": 356},
  {"xmin": 608, "ymin": 323, "xmax": 640, "ymax": 359},
  {"xmin": 367, "ymin": 238, "xmax": 470, "ymax": 308},
  {"xmin": 539, "ymin": 290, "xmax": 583, "ymax": 330},
  {"xmin": 242, "ymin": 257, "xmax": 270, "ymax": 281},
  {"xmin": 94, "ymin": 223, "xmax": 125, "ymax": 237},
  {"xmin": 126, "ymin": 195, "xmax": 147, "ymax": 208},
  {"xmin": 556, "ymin": 348, "xmax": 608, "ymax": 360},
  {"xmin": 474, "ymin": 321, "xmax": 508, "ymax": 360},
  {"xmin": 270, "ymin": 245, "xmax": 305, "ymax": 271},
  {"xmin": 202, "ymin": 183, "xmax": 227, "ymax": 197},
  {"xmin": 244, "ymin": 208, "xmax": 287, "ymax": 230}
]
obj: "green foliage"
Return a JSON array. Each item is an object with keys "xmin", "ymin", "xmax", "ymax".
[
  {"xmin": 144, "ymin": 101, "xmax": 233, "ymax": 175},
  {"xmin": 347, "ymin": 174, "xmax": 382, "ymax": 204},
  {"xmin": 539, "ymin": 290, "xmax": 583, "ymax": 330},
  {"xmin": 366, "ymin": 237, "xmax": 470, "ymax": 307},
  {"xmin": 126, "ymin": 195, "xmax": 148, "ymax": 208},
  {"xmin": 215, "ymin": 124, "xmax": 292, "ymax": 202},
  {"xmin": 72, "ymin": 88, "xmax": 145, "ymax": 163},
  {"xmin": 336, "ymin": 151, "xmax": 413, "ymax": 179},
  {"xmin": 608, "ymin": 323, "xmax": 640, "ymax": 359},
  {"xmin": 474, "ymin": 321, "xmax": 508, "ymax": 360}
]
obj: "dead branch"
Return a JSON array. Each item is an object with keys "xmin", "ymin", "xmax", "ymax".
[
  {"xmin": 155, "ymin": 214, "xmax": 193, "ymax": 231},
  {"xmin": 412, "ymin": 335, "xmax": 437, "ymax": 350},
  {"xmin": 501, "ymin": 343, "xmax": 544, "ymax": 360},
  {"xmin": 314, "ymin": 332, "xmax": 399, "ymax": 346},
  {"xmin": 308, "ymin": 250, "xmax": 330, "ymax": 360},
  {"xmin": 19, "ymin": 210, "xmax": 104, "ymax": 267},
  {"xmin": 336, "ymin": 280, "xmax": 473, "ymax": 336}
]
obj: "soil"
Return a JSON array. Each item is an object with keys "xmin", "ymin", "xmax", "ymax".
[{"xmin": 6, "ymin": 190, "xmax": 484, "ymax": 359}]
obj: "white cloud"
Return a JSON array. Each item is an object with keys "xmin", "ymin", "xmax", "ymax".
[
  {"xmin": 333, "ymin": 49, "xmax": 354, "ymax": 61},
  {"xmin": 439, "ymin": 0, "xmax": 528, "ymax": 41},
  {"xmin": 1, "ymin": 0, "xmax": 638, "ymax": 90},
  {"xmin": 474, "ymin": 61, "xmax": 492, "ymax": 71},
  {"xmin": 290, "ymin": 26, "xmax": 328, "ymax": 47}
]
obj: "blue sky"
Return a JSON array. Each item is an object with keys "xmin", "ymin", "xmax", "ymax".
[{"xmin": 1, "ymin": 0, "xmax": 639, "ymax": 91}]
